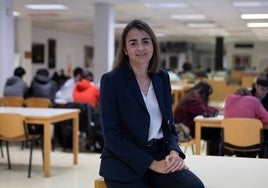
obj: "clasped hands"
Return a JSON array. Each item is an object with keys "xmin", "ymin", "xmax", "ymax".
[{"xmin": 149, "ymin": 150, "xmax": 189, "ymax": 174}]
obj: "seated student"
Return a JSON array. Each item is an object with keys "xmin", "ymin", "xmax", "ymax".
[
  {"xmin": 251, "ymin": 73, "xmax": 268, "ymax": 110},
  {"xmin": 72, "ymin": 70, "xmax": 102, "ymax": 152},
  {"xmin": 167, "ymin": 67, "xmax": 180, "ymax": 82},
  {"xmin": 3, "ymin": 66, "xmax": 29, "ymax": 98},
  {"xmin": 55, "ymin": 67, "xmax": 83, "ymax": 103},
  {"xmin": 224, "ymin": 87, "xmax": 268, "ymax": 157},
  {"xmin": 173, "ymin": 81, "xmax": 222, "ymax": 155},
  {"xmin": 29, "ymin": 68, "xmax": 58, "ymax": 106},
  {"xmin": 250, "ymin": 73, "xmax": 268, "ymax": 158},
  {"xmin": 73, "ymin": 70, "xmax": 100, "ymax": 108},
  {"xmin": 180, "ymin": 62, "xmax": 196, "ymax": 83}
]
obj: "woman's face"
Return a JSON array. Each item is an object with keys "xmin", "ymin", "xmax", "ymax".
[
  {"xmin": 256, "ymin": 84, "xmax": 268, "ymax": 98},
  {"xmin": 124, "ymin": 28, "xmax": 154, "ymax": 67}
]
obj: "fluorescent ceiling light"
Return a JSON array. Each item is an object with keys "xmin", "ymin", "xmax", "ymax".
[
  {"xmin": 13, "ymin": 11, "xmax": 20, "ymax": 16},
  {"xmin": 247, "ymin": 22, "xmax": 268, "ymax": 27},
  {"xmin": 25, "ymin": 4, "xmax": 68, "ymax": 10},
  {"xmin": 186, "ymin": 23, "xmax": 216, "ymax": 28},
  {"xmin": 233, "ymin": 1, "xmax": 268, "ymax": 7},
  {"xmin": 241, "ymin": 14, "xmax": 268, "ymax": 19},
  {"xmin": 146, "ymin": 3, "xmax": 188, "ymax": 8},
  {"xmin": 170, "ymin": 15, "xmax": 206, "ymax": 20}
]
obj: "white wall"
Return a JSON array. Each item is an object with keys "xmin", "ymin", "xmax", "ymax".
[
  {"xmin": 32, "ymin": 27, "xmax": 93, "ymax": 77},
  {"xmin": 31, "ymin": 27, "xmax": 268, "ymax": 80},
  {"xmin": 225, "ymin": 41, "xmax": 268, "ymax": 72}
]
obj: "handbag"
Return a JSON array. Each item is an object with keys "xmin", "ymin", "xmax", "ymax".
[{"xmin": 175, "ymin": 123, "xmax": 192, "ymax": 142}]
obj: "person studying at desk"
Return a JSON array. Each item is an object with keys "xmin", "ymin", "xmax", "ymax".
[
  {"xmin": 224, "ymin": 87, "xmax": 268, "ymax": 158},
  {"xmin": 173, "ymin": 81, "xmax": 222, "ymax": 156},
  {"xmin": 99, "ymin": 19, "xmax": 204, "ymax": 188}
]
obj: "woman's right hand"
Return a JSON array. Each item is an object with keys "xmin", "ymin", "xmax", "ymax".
[
  {"xmin": 149, "ymin": 160, "xmax": 169, "ymax": 174},
  {"xmin": 149, "ymin": 158, "xmax": 188, "ymax": 174}
]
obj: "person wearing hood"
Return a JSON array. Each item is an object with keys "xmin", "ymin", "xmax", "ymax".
[
  {"xmin": 3, "ymin": 66, "xmax": 29, "ymax": 98},
  {"xmin": 29, "ymin": 68, "xmax": 58, "ymax": 106},
  {"xmin": 73, "ymin": 70, "xmax": 99, "ymax": 108}
]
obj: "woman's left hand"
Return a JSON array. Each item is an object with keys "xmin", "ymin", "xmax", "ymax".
[{"xmin": 165, "ymin": 150, "xmax": 189, "ymax": 173}]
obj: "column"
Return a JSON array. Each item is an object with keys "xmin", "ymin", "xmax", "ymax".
[
  {"xmin": 0, "ymin": 0, "xmax": 14, "ymax": 96},
  {"xmin": 15, "ymin": 18, "xmax": 32, "ymax": 85},
  {"xmin": 93, "ymin": 3, "xmax": 114, "ymax": 84},
  {"xmin": 215, "ymin": 36, "xmax": 224, "ymax": 70}
]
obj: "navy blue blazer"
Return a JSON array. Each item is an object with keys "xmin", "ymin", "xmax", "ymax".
[{"xmin": 99, "ymin": 64, "xmax": 185, "ymax": 182}]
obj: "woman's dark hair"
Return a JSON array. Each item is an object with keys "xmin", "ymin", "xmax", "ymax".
[
  {"xmin": 234, "ymin": 87, "xmax": 251, "ymax": 96},
  {"xmin": 14, "ymin": 67, "xmax": 26, "ymax": 77},
  {"xmin": 184, "ymin": 81, "xmax": 213, "ymax": 105},
  {"xmin": 113, "ymin": 19, "xmax": 161, "ymax": 73},
  {"xmin": 73, "ymin": 67, "xmax": 83, "ymax": 77},
  {"xmin": 36, "ymin": 68, "xmax": 49, "ymax": 77}
]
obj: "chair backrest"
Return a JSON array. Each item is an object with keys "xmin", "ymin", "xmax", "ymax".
[
  {"xmin": 0, "ymin": 96, "xmax": 25, "ymax": 107},
  {"xmin": 221, "ymin": 118, "xmax": 263, "ymax": 152},
  {"xmin": 208, "ymin": 80, "xmax": 227, "ymax": 102},
  {"xmin": 24, "ymin": 97, "xmax": 52, "ymax": 108},
  {"xmin": 0, "ymin": 113, "xmax": 26, "ymax": 139}
]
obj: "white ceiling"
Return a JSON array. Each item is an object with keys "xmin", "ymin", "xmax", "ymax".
[{"xmin": 13, "ymin": 0, "xmax": 268, "ymax": 43}]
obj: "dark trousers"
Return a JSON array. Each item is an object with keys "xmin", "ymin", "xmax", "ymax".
[
  {"xmin": 104, "ymin": 141, "xmax": 204, "ymax": 188},
  {"xmin": 105, "ymin": 169, "xmax": 204, "ymax": 188}
]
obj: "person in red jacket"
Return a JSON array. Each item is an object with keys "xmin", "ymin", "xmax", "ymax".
[{"xmin": 73, "ymin": 70, "xmax": 99, "ymax": 108}]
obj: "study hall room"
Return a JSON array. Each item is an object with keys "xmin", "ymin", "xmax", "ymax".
[{"xmin": 1, "ymin": 0, "xmax": 268, "ymax": 188}]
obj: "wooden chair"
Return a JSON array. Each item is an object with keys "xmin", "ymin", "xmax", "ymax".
[
  {"xmin": 24, "ymin": 97, "xmax": 54, "ymax": 149},
  {"xmin": 24, "ymin": 97, "xmax": 52, "ymax": 108},
  {"xmin": 208, "ymin": 80, "xmax": 227, "ymax": 102},
  {"xmin": 221, "ymin": 118, "xmax": 263, "ymax": 156},
  {"xmin": 0, "ymin": 140, "xmax": 3, "ymax": 158},
  {"xmin": 229, "ymin": 70, "xmax": 243, "ymax": 84},
  {"xmin": 0, "ymin": 113, "xmax": 43, "ymax": 178},
  {"xmin": 94, "ymin": 177, "xmax": 151, "ymax": 188},
  {"xmin": 241, "ymin": 74, "xmax": 256, "ymax": 88},
  {"xmin": 179, "ymin": 139, "xmax": 196, "ymax": 154},
  {"xmin": 0, "ymin": 96, "xmax": 24, "ymax": 107}
]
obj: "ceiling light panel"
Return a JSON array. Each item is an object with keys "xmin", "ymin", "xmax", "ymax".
[
  {"xmin": 146, "ymin": 2, "xmax": 188, "ymax": 8},
  {"xmin": 233, "ymin": 1, "xmax": 268, "ymax": 7},
  {"xmin": 241, "ymin": 14, "xmax": 268, "ymax": 19},
  {"xmin": 25, "ymin": 4, "xmax": 68, "ymax": 10},
  {"xmin": 170, "ymin": 15, "xmax": 206, "ymax": 20},
  {"xmin": 247, "ymin": 22, "xmax": 268, "ymax": 27}
]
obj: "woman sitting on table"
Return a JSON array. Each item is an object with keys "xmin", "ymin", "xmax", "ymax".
[
  {"xmin": 173, "ymin": 81, "xmax": 222, "ymax": 155},
  {"xmin": 224, "ymin": 87, "xmax": 268, "ymax": 158},
  {"xmin": 99, "ymin": 19, "xmax": 204, "ymax": 188}
]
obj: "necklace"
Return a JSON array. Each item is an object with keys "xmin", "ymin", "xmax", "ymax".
[{"xmin": 136, "ymin": 75, "xmax": 147, "ymax": 84}]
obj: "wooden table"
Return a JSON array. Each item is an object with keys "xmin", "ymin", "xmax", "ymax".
[
  {"xmin": 194, "ymin": 115, "xmax": 268, "ymax": 155},
  {"xmin": 194, "ymin": 115, "xmax": 224, "ymax": 155},
  {"xmin": 0, "ymin": 107, "xmax": 80, "ymax": 177}
]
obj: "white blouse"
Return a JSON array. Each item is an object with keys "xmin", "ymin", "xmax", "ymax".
[{"xmin": 142, "ymin": 82, "xmax": 164, "ymax": 141}]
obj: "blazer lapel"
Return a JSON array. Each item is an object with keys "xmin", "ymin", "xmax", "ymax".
[
  {"xmin": 120, "ymin": 66, "xmax": 148, "ymax": 111},
  {"xmin": 151, "ymin": 74, "xmax": 165, "ymax": 115}
]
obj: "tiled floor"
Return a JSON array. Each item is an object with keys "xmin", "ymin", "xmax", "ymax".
[
  {"xmin": 0, "ymin": 142, "xmax": 205, "ymax": 188},
  {"xmin": 0, "ymin": 143, "xmax": 101, "ymax": 188}
]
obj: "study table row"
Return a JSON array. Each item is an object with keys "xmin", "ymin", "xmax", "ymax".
[
  {"xmin": 194, "ymin": 115, "xmax": 268, "ymax": 155},
  {"xmin": 0, "ymin": 106, "xmax": 80, "ymax": 177}
]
